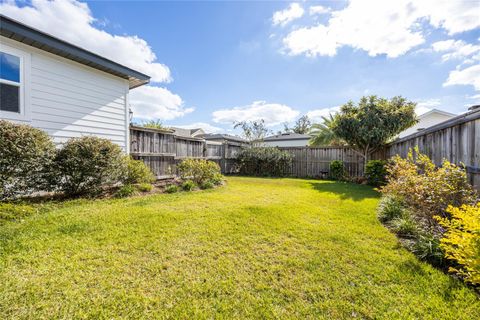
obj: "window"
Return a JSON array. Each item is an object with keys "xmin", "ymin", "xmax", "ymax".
[{"xmin": 0, "ymin": 51, "xmax": 21, "ymax": 113}]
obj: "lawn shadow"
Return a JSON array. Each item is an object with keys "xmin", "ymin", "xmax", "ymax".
[{"xmin": 308, "ymin": 180, "xmax": 379, "ymax": 201}]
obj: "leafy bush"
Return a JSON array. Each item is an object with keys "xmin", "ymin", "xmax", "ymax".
[
  {"xmin": 0, "ymin": 120, "xmax": 56, "ymax": 199},
  {"xmin": 390, "ymin": 214, "xmax": 419, "ymax": 238},
  {"xmin": 436, "ymin": 204, "xmax": 480, "ymax": 285},
  {"xmin": 52, "ymin": 136, "xmax": 127, "ymax": 197},
  {"xmin": 377, "ymin": 195, "xmax": 406, "ymax": 222},
  {"xmin": 123, "ymin": 157, "xmax": 155, "ymax": 185},
  {"xmin": 115, "ymin": 184, "xmax": 136, "ymax": 198},
  {"xmin": 236, "ymin": 147, "xmax": 292, "ymax": 177},
  {"xmin": 137, "ymin": 183, "xmax": 153, "ymax": 192},
  {"xmin": 411, "ymin": 233, "xmax": 444, "ymax": 267},
  {"xmin": 329, "ymin": 160, "xmax": 346, "ymax": 180},
  {"xmin": 365, "ymin": 160, "xmax": 387, "ymax": 186},
  {"xmin": 0, "ymin": 203, "xmax": 36, "ymax": 222},
  {"xmin": 165, "ymin": 184, "xmax": 178, "ymax": 193},
  {"xmin": 382, "ymin": 148, "xmax": 477, "ymax": 224},
  {"xmin": 181, "ymin": 180, "xmax": 196, "ymax": 191},
  {"xmin": 200, "ymin": 181, "xmax": 214, "ymax": 190},
  {"xmin": 177, "ymin": 159, "xmax": 222, "ymax": 185},
  {"xmin": 211, "ymin": 173, "xmax": 224, "ymax": 186}
]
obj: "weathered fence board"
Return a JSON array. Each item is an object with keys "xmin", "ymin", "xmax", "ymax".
[
  {"xmin": 386, "ymin": 108, "xmax": 480, "ymax": 189},
  {"xmin": 130, "ymin": 107, "xmax": 479, "ymax": 189}
]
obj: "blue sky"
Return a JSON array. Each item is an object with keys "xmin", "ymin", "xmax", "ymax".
[{"xmin": 2, "ymin": 0, "xmax": 479, "ymax": 133}]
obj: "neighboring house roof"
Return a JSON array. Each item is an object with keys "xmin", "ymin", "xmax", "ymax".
[
  {"xmin": 263, "ymin": 132, "xmax": 311, "ymax": 141},
  {"xmin": 202, "ymin": 133, "xmax": 248, "ymax": 143},
  {"xmin": 0, "ymin": 14, "xmax": 150, "ymax": 89},
  {"xmin": 398, "ymin": 108, "xmax": 456, "ymax": 138},
  {"xmin": 418, "ymin": 108, "xmax": 456, "ymax": 119},
  {"xmin": 170, "ymin": 127, "xmax": 205, "ymax": 138}
]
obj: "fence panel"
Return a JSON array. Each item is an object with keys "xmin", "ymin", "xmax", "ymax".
[
  {"xmin": 130, "ymin": 108, "xmax": 479, "ymax": 189},
  {"xmin": 387, "ymin": 108, "xmax": 480, "ymax": 189}
]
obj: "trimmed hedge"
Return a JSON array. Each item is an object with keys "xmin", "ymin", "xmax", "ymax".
[
  {"xmin": 0, "ymin": 120, "xmax": 56, "ymax": 200},
  {"xmin": 52, "ymin": 136, "xmax": 127, "ymax": 197}
]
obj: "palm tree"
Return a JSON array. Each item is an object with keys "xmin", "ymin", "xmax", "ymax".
[{"xmin": 309, "ymin": 115, "xmax": 346, "ymax": 147}]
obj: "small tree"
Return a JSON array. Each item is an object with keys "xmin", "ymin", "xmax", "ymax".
[
  {"xmin": 234, "ymin": 120, "xmax": 270, "ymax": 146},
  {"xmin": 284, "ymin": 115, "xmax": 312, "ymax": 134},
  {"xmin": 331, "ymin": 96, "xmax": 417, "ymax": 165}
]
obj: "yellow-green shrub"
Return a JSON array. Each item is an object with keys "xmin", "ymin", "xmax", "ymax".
[
  {"xmin": 123, "ymin": 157, "xmax": 155, "ymax": 184},
  {"xmin": 436, "ymin": 204, "xmax": 480, "ymax": 286},
  {"xmin": 177, "ymin": 159, "xmax": 222, "ymax": 186},
  {"xmin": 382, "ymin": 147, "xmax": 477, "ymax": 223}
]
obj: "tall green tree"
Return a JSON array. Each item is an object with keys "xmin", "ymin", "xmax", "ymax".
[
  {"xmin": 234, "ymin": 120, "xmax": 271, "ymax": 146},
  {"xmin": 331, "ymin": 95, "xmax": 417, "ymax": 163},
  {"xmin": 309, "ymin": 115, "xmax": 346, "ymax": 146}
]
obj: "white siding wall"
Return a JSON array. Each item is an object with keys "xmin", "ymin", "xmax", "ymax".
[
  {"xmin": 0, "ymin": 36, "xmax": 130, "ymax": 151},
  {"xmin": 262, "ymin": 139, "xmax": 310, "ymax": 147}
]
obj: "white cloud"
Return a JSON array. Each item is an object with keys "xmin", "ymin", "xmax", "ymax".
[
  {"xmin": 415, "ymin": 98, "xmax": 442, "ymax": 115},
  {"xmin": 444, "ymin": 64, "xmax": 480, "ymax": 91},
  {"xmin": 130, "ymin": 86, "xmax": 194, "ymax": 121},
  {"xmin": 0, "ymin": 0, "xmax": 170, "ymax": 82},
  {"xmin": 272, "ymin": 3, "xmax": 304, "ymax": 26},
  {"xmin": 284, "ymin": 24, "xmax": 338, "ymax": 57},
  {"xmin": 432, "ymin": 39, "xmax": 480, "ymax": 62},
  {"xmin": 173, "ymin": 122, "xmax": 224, "ymax": 134},
  {"xmin": 282, "ymin": 0, "xmax": 480, "ymax": 58},
  {"xmin": 306, "ymin": 106, "xmax": 341, "ymax": 122},
  {"xmin": 309, "ymin": 5, "xmax": 331, "ymax": 16},
  {"xmin": 416, "ymin": 0, "xmax": 480, "ymax": 35},
  {"xmin": 212, "ymin": 101, "xmax": 300, "ymax": 126}
]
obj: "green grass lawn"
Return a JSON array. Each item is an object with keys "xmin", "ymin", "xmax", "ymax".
[{"xmin": 0, "ymin": 177, "xmax": 478, "ymax": 319}]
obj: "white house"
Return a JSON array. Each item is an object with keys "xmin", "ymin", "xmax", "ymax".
[
  {"xmin": 262, "ymin": 133, "xmax": 311, "ymax": 147},
  {"xmin": 0, "ymin": 15, "xmax": 150, "ymax": 152},
  {"xmin": 398, "ymin": 109, "xmax": 456, "ymax": 138}
]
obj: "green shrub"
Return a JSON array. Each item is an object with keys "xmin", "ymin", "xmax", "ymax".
[
  {"xmin": 436, "ymin": 204, "xmax": 480, "ymax": 285},
  {"xmin": 236, "ymin": 147, "xmax": 293, "ymax": 177},
  {"xmin": 390, "ymin": 214, "xmax": 419, "ymax": 238},
  {"xmin": 165, "ymin": 184, "xmax": 178, "ymax": 193},
  {"xmin": 382, "ymin": 147, "xmax": 477, "ymax": 224},
  {"xmin": 211, "ymin": 173, "xmax": 224, "ymax": 186},
  {"xmin": 181, "ymin": 180, "xmax": 196, "ymax": 191},
  {"xmin": 365, "ymin": 160, "xmax": 387, "ymax": 186},
  {"xmin": 377, "ymin": 195, "xmax": 406, "ymax": 222},
  {"xmin": 123, "ymin": 157, "xmax": 155, "ymax": 184},
  {"xmin": 137, "ymin": 183, "xmax": 153, "ymax": 192},
  {"xmin": 200, "ymin": 181, "xmax": 214, "ymax": 190},
  {"xmin": 115, "ymin": 184, "xmax": 136, "ymax": 198},
  {"xmin": 329, "ymin": 160, "xmax": 346, "ymax": 180},
  {"xmin": 0, "ymin": 120, "xmax": 56, "ymax": 199},
  {"xmin": 0, "ymin": 203, "xmax": 36, "ymax": 222},
  {"xmin": 411, "ymin": 233, "xmax": 444, "ymax": 267},
  {"xmin": 52, "ymin": 136, "xmax": 127, "ymax": 197},
  {"xmin": 177, "ymin": 159, "xmax": 222, "ymax": 185}
]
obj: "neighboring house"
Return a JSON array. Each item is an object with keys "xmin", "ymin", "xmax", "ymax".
[
  {"xmin": 398, "ymin": 109, "xmax": 456, "ymax": 138},
  {"xmin": 201, "ymin": 133, "xmax": 248, "ymax": 144},
  {"xmin": 261, "ymin": 132, "xmax": 312, "ymax": 147},
  {"xmin": 0, "ymin": 15, "xmax": 150, "ymax": 152},
  {"xmin": 170, "ymin": 127, "xmax": 205, "ymax": 139}
]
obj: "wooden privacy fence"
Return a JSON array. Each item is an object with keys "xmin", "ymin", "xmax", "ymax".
[
  {"xmin": 129, "ymin": 126, "xmax": 245, "ymax": 177},
  {"xmin": 278, "ymin": 147, "xmax": 365, "ymax": 178},
  {"xmin": 130, "ymin": 107, "xmax": 479, "ymax": 189},
  {"xmin": 385, "ymin": 107, "xmax": 480, "ymax": 189}
]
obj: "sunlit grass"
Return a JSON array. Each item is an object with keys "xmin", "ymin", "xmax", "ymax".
[{"xmin": 0, "ymin": 177, "xmax": 478, "ymax": 319}]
